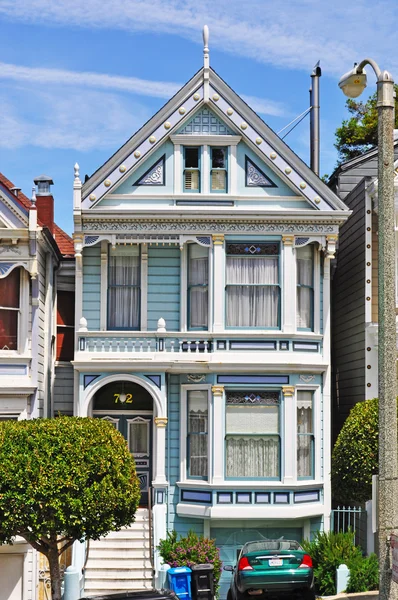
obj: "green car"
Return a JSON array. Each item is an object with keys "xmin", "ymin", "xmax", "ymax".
[{"xmin": 224, "ymin": 539, "xmax": 315, "ymax": 600}]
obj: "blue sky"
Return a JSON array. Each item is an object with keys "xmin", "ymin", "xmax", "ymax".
[{"xmin": 1, "ymin": 0, "xmax": 397, "ymax": 235}]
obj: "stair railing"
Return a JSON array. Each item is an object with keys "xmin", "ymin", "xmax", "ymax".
[{"xmin": 148, "ymin": 486, "xmax": 155, "ymax": 576}]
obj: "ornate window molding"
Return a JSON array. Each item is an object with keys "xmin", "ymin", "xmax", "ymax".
[{"xmin": 226, "ymin": 391, "xmax": 280, "ymax": 405}]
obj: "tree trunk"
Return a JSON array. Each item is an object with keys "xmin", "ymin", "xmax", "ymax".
[{"xmin": 47, "ymin": 545, "xmax": 62, "ymax": 600}]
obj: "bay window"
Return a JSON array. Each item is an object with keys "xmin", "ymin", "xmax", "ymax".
[
  {"xmin": 108, "ymin": 245, "xmax": 140, "ymax": 330},
  {"xmin": 226, "ymin": 242, "xmax": 280, "ymax": 328},
  {"xmin": 184, "ymin": 147, "xmax": 200, "ymax": 192},
  {"xmin": 187, "ymin": 390, "xmax": 208, "ymax": 479},
  {"xmin": 297, "ymin": 390, "xmax": 314, "ymax": 478},
  {"xmin": 188, "ymin": 244, "xmax": 208, "ymax": 329},
  {"xmin": 0, "ymin": 268, "xmax": 20, "ymax": 350},
  {"xmin": 210, "ymin": 147, "xmax": 227, "ymax": 192},
  {"xmin": 225, "ymin": 391, "xmax": 280, "ymax": 478},
  {"xmin": 296, "ymin": 245, "xmax": 314, "ymax": 329}
]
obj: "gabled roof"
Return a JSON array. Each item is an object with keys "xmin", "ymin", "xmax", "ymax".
[
  {"xmin": 0, "ymin": 172, "xmax": 75, "ymax": 258},
  {"xmin": 82, "ymin": 67, "xmax": 348, "ymax": 214}
]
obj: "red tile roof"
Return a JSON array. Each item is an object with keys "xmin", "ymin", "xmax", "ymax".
[{"xmin": 0, "ymin": 172, "xmax": 75, "ymax": 257}]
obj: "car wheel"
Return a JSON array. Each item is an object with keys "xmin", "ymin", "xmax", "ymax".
[{"xmin": 301, "ymin": 590, "xmax": 316, "ymax": 600}]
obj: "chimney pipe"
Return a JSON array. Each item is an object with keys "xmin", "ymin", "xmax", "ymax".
[
  {"xmin": 34, "ymin": 175, "xmax": 54, "ymax": 235},
  {"xmin": 310, "ymin": 61, "xmax": 321, "ymax": 176},
  {"xmin": 10, "ymin": 187, "xmax": 21, "ymax": 197}
]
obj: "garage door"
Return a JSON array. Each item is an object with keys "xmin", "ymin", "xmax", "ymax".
[
  {"xmin": 212, "ymin": 526, "xmax": 303, "ymax": 600},
  {"xmin": 0, "ymin": 554, "xmax": 23, "ymax": 600}
]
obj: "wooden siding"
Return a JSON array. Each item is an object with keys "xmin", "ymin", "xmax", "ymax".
[
  {"xmin": 53, "ymin": 365, "xmax": 74, "ymax": 415},
  {"xmin": 166, "ymin": 374, "xmax": 203, "ymax": 537},
  {"xmin": 147, "ymin": 248, "xmax": 180, "ymax": 331},
  {"xmin": 332, "ymin": 178, "xmax": 366, "ymax": 441},
  {"xmin": 333, "ymin": 146, "xmax": 398, "ymax": 200},
  {"xmin": 371, "ymin": 212, "xmax": 379, "ymax": 323},
  {"xmin": 83, "ymin": 246, "xmax": 101, "ymax": 330}
]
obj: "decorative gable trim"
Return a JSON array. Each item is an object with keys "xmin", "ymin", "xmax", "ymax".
[
  {"xmin": 134, "ymin": 155, "xmax": 165, "ymax": 186},
  {"xmin": 82, "ymin": 86, "xmax": 204, "ymax": 207},
  {"xmin": 0, "ymin": 189, "xmax": 29, "ymax": 228},
  {"xmin": 177, "ymin": 107, "xmax": 234, "ymax": 135},
  {"xmin": 245, "ymin": 156, "xmax": 276, "ymax": 188}
]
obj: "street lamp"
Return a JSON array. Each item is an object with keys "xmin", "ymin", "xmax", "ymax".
[{"xmin": 339, "ymin": 59, "xmax": 397, "ymax": 600}]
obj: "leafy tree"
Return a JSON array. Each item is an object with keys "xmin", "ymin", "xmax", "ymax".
[
  {"xmin": 0, "ymin": 417, "xmax": 140, "ymax": 600},
  {"xmin": 335, "ymin": 85, "xmax": 398, "ymax": 163},
  {"xmin": 331, "ymin": 398, "xmax": 381, "ymax": 504}
]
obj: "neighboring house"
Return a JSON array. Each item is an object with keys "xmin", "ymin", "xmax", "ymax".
[
  {"xmin": 330, "ymin": 134, "xmax": 398, "ymax": 443},
  {"xmin": 0, "ymin": 172, "xmax": 75, "ymax": 599},
  {"xmin": 72, "ymin": 37, "xmax": 350, "ymax": 596}
]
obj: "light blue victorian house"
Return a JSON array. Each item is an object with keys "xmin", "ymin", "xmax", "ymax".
[{"xmin": 72, "ymin": 30, "xmax": 350, "ymax": 596}]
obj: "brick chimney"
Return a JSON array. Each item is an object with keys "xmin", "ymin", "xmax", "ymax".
[{"xmin": 34, "ymin": 175, "xmax": 54, "ymax": 235}]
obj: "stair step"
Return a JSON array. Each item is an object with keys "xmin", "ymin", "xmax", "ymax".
[
  {"xmin": 88, "ymin": 540, "xmax": 150, "ymax": 550},
  {"xmin": 84, "ymin": 581, "xmax": 153, "ymax": 594},
  {"xmin": 92, "ymin": 528, "xmax": 150, "ymax": 540},
  {"xmin": 85, "ymin": 568, "xmax": 153, "ymax": 579},
  {"xmin": 87, "ymin": 548, "xmax": 151, "ymax": 559},
  {"xmin": 86, "ymin": 558, "xmax": 152, "ymax": 569}
]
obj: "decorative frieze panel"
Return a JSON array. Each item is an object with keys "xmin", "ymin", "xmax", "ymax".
[
  {"xmin": 82, "ymin": 220, "xmax": 340, "ymax": 235},
  {"xmin": 226, "ymin": 242, "xmax": 279, "ymax": 255},
  {"xmin": 82, "ymin": 233, "xmax": 212, "ymax": 250}
]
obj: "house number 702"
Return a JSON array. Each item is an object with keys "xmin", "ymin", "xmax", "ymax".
[{"xmin": 113, "ymin": 393, "xmax": 133, "ymax": 403}]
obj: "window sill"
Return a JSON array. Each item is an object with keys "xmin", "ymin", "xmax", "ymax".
[
  {"xmin": 0, "ymin": 352, "xmax": 31, "ymax": 362},
  {"xmin": 176, "ymin": 480, "xmax": 324, "ymax": 490}
]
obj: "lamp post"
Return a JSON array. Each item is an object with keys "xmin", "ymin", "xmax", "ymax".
[{"xmin": 339, "ymin": 60, "xmax": 397, "ymax": 600}]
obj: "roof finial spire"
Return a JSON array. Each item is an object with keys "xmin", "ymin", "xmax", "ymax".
[
  {"xmin": 203, "ymin": 25, "xmax": 209, "ymax": 69},
  {"xmin": 203, "ymin": 25, "xmax": 210, "ymax": 102}
]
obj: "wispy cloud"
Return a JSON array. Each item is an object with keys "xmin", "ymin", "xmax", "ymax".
[
  {"xmin": 0, "ymin": 0, "xmax": 397, "ymax": 77},
  {"xmin": 0, "ymin": 87, "xmax": 150, "ymax": 150},
  {"xmin": 0, "ymin": 62, "xmax": 181, "ymax": 100}
]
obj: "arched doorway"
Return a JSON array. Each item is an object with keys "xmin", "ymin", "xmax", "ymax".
[{"xmin": 93, "ymin": 380, "xmax": 153, "ymax": 506}]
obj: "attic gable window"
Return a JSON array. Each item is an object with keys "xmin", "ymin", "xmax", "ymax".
[
  {"xmin": 211, "ymin": 147, "xmax": 227, "ymax": 193},
  {"xmin": 184, "ymin": 147, "xmax": 200, "ymax": 192}
]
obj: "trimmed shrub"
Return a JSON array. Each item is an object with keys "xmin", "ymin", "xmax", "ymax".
[
  {"xmin": 301, "ymin": 530, "xmax": 372, "ymax": 596},
  {"xmin": 158, "ymin": 530, "xmax": 222, "ymax": 592},
  {"xmin": 346, "ymin": 553, "xmax": 379, "ymax": 593},
  {"xmin": 331, "ymin": 398, "xmax": 379, "ymax": 504}
]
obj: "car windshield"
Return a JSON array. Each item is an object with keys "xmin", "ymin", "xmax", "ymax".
[{"xmin": 242, "ymin": 540, "xmax": 302, "ymax": 553}]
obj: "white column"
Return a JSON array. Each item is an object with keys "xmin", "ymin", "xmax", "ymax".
[
  {"xmin": 141, "ymin": 244, "xmax": 148, "ymax": 331},
  {"xmin": 100, "ymin": 241, "xmax": 108, "ymax": 330},
  {"xmin": 153, "ymin": 502, "xmax": 167, "ymax": 586},
  {"xmin": 313, "ymin": 247, "xmax": 321, "ymax": 334},
  {"xmin": 153, "ymin": 417, "xmax": 168, "ymax": 485},
  {"xmin": 282, "ymin": 385, "xmax": 295, "ymax": 485},
  {"xmin": 282, "ymin": 235, "xmax": 295, "ymax": 333},
  {"xmin": 203, "ymin": 145, "xmax": 210, "ymax": 194},
  {"xmin": 174, "ymin": 144, "xmax": 182, "ymax": 194},
  {"xmin": 322, "ymin": 234, "xmax": 337, "ymax": 532},
  {"xmin": 212, "ymin": 235, "xmax": 225, "ymax": 332},
  {"xmin": 229, "ymin": 145, "xmax": 237, "ymax": 195},
  {"xmin": 73, "ymin": 236, "xmax": 83, "ymax": 330},
  {"xmin": 212, "ymin": 385, "xmax": 224, "ymax": 484},
  {"xmin": 180, "ymin": 244, "xmax": 188, "ymax": 332}
]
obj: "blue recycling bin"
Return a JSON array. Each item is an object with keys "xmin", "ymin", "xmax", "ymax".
[{"xmin": 167, "ymin": 566, "xmax": 192, "ymax": 600}]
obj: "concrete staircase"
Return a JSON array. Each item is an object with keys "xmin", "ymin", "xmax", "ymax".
[{"xmin": 83, "ymin": 508, "xmax": 154, "ymax": 595}]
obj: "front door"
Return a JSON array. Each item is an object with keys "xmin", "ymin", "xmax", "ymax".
[
  {"xmin": 92, "ymin": 380, "xmax": 154, "ymax": 507},
  {"xmin": 101, "ymin": 414, "xmax": 152, "ymax": 506}
]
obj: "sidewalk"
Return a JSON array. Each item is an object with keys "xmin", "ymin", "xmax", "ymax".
[{"xmin": 321, "ymin": 592, "xmax": 378, "ymax": 600}]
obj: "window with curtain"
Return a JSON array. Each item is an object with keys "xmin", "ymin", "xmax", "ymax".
[
  {"xmin": 211, "ymin": 147, "xmax": 227, "ymax": 192},
  {"xmin": 0, "ymin": 268, "xmax": 20, "ymax": 350},
  {"xmin": 56, "ymin": 290, "xmax": 75, "ymax": 361},
  {"xmin": 296, "ymin": 245, "xmax": 314, "ymax": 329},
  {"xmin": 184, "ymin": 147, "xmax": 200, "ymax": 192},
  {"xmin": 187, "ymin": 390, "xmax": 208, "ymax": 478},
  {"xmin": 226, "ymin": 243, "xmax": 280, "ymax": 328},
  {"xmin": 108, "ymin": 245, "xmax": 140, "ymax": 330},
  {"xmin": 188, "ymin": 244, "xmax": 208, "ymax": 329},
  {"xmin": 297, "ymin": 390, "xmax": 314, "ymax": 478},
  {"xmin": 225, "ymin": 391, "xmax": 280, "ymax": 478}
]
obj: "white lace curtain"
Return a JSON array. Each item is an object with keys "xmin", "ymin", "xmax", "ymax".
[
  {"xmin": 226, "ymin": 404, "xmax": 280, "ymax": 477},
  {"xmin": 226, "ymin": 436, "xmax": 279, "ymax": 477},
  {"xmin": 188, "ymin": 245, "xmax": 208, "ymax": 328},
  {"xmin": 296, "ymin": 246, "xmax": 313, "ymax": 329},
  {"xmin": 188, "ymin": 391, "xmax": 208, "ymax": 477},
  {"xmin": 297, "ymin": 391, "xmax": 314, "ymax": 477},
  {"xmin": 226, "ymin": 256, "xmax": 279, "ymax": 327},
  {"xmin": 108, "ymin": 247, "xmax": 140, "ymax": 329}
]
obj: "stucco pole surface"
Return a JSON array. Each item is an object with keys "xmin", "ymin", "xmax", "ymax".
[{"xmin": 377, "ymin": 75, "xmax": 398, "ymax": 600}]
